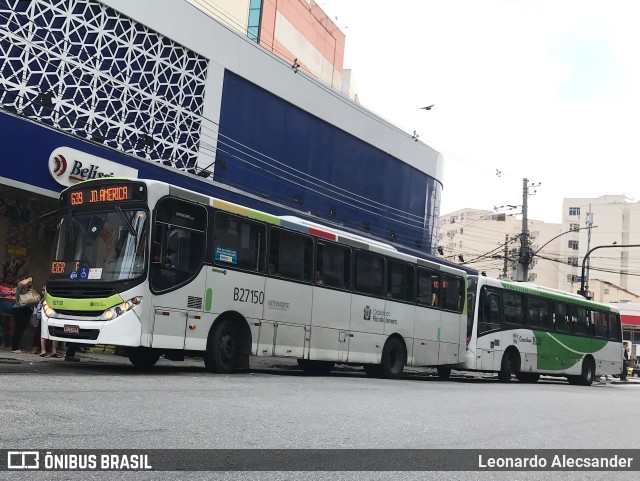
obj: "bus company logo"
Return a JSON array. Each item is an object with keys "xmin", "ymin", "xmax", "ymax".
[
  {"xmin": 52, "ymin": 155, "xmax": 68, "ymax": 176},
  {"xmin": 513, "ymin": 332, "xmax": 519, "ymax": 343},
  {"xmin": 364, "ymin": 305, "xmax": 371, "ymax": 320},
  {"xmin": 8, "ymin": 451, "xmax": 40, "ymax": 469}
]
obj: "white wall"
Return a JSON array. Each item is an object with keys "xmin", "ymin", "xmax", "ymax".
[{"xmin": 100, "ymin": 0, "xmax": 444, "ymax": 183}]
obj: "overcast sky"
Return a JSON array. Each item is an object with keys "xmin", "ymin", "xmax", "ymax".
[{"xmin": 317, "ymin": 0, "xmax": 640, "ymax": 224}]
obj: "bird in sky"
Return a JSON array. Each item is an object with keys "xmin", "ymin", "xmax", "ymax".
[{"xmin": 420, "ymin": 104, "xmax": 434, "ymax": 110}]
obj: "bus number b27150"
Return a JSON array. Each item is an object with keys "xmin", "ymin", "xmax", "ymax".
[{"xmin": 233, "ymin": 288, "xmax": 264, "ymax": 305}]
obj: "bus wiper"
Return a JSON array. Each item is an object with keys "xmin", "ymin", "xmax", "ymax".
[{"xmin": 116, "ymin": 205, "xmax": 137, "ymax": 237}]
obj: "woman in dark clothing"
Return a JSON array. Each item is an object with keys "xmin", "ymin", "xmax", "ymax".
[{"xmin": 11, "ymin": 275, "xmax": 36, "ymax": 354}]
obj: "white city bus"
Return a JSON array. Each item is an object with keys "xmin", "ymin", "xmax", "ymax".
[
  {"xmin": 42, "ymin": 178, "xmax": 467, "ymax": 378},
  {"xmin": 464, "ymin": 275, "xmax": 623, "ymax": 385}
]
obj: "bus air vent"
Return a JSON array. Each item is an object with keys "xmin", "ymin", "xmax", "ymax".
[{"xmin": 187, "ymin": 296, "xmax": 203, "ymax": 310}]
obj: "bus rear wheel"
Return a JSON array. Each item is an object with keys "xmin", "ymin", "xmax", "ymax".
[
  {"xmin": 297, "ymin": 359, "xmax": 335, "ymax": 376},
  {"xmin": 579, "ymin": 358, "xmax": 595, "ymax": 386},
  {"xmin": 205, "ymin": 319, "xmax": 237, "ymax": 374},
  {"xmin": 128, "ymin": 347, "xmax": 160, "ymax": 370},
  {"xmin": 516, "ymin": 372, "xmax": 540, "ymax": 383},
  {"xmin": 380, "ymin": 337, "xmax": 406, "ymax": 379}
]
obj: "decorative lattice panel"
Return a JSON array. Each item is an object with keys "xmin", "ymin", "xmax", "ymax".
[{"xmin": 0, "ymin": 0, "xmax": 209, "ymax": 171}]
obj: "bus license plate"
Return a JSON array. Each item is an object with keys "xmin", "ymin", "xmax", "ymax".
[{"xmin": 64, "ymin": 325, "xmax": 79, "ymax": 335}]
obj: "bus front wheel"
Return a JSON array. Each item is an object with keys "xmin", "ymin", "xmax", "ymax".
[
  {"xmin": 498, "ymin": 352, "xmax": 517, "ymax": 383},
  {"xmin": 205, "ymin": 319, "xmax": 237, "ymax": 374},
  {"xmin": 437, "ymin": 367, "xmax": 451, "ymax": 380},
  {"xmin": 128, "ymin": 347, "xmax": 160, "ymax": 370}
]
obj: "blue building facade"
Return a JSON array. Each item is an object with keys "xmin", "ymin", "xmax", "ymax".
[{"xmin": 0, "ymin": 0, "xmax": 451, "ymax": 285}]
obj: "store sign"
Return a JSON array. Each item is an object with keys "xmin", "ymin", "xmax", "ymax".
[{"xmin": 48, "ymin": 147, "xmax": 138, "ymax": 187}]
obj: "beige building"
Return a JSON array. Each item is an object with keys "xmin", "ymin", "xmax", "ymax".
[
  {"xmin": 437, "ymin": 208, "xmax": 561, "ymax": 288},
  {"xmin": 558, "ymin": 195, "xmax": 640, "ymax": 301},
  {"xmin": 440, "ymin": 195, "xmax": 640, "ymax": 303}
]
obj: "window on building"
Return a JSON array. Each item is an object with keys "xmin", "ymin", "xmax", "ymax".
[
  {"xmin": 568, "ymin": 240, "xmax": 579, "ymax": 250},
  {"xmin": 569, "ymin": 223, "xmax": 580, "ymax": 231},
  {"xmin": 449, "ymin": 216, "xmax": 456, "ymax": 224},
  {"xmin": 569, "ymin": 207, "xmax": 581, "ymax": 216},
  {"xmin": 247, "ymin": 0, "xmax": 262, "ymax": 42},
  {"xmin": 459, "ymin": 228, "xmax": 464, "ymax": 235},
  {"xmin": 567, "ymin": 257, "xmax": 579, "ymax": 267}
]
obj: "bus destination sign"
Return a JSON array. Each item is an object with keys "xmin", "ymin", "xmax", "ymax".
[
  {"xmin": 70, "ymin": 186, "xmax": 130, "ymax": 206},
  {"xmin": 62, "ymin": 182, "xmax": 146, "ymax": 207}
]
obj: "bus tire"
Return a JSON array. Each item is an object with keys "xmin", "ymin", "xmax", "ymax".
[
  {"xmin": 437, "ymin": 367, "xmax": 451, "ymax": 380},
  {"xmin": 498, "ymin": 351, "xmax": 518, "ymax": 383},
  {"xmin": 380, "ymin": 337, "xmax": 406, "ymax": 379},
  {"xmin": 128, "ymin": 347, "xmax": 160, "ymax": 370},
  {"xmin": 205, "ymin": 318, "xmax": 237, "ymax": 374},
  {"xmin": 579, "ymin": 358, "xmax": 595, "ymax": 386},
  {"xmin": 297, "ymin": 359, "xmax": 335, "ymax": 376},
  {"xmin": 516, "ymin": 372, "xmax": 540, "ymax": 383}
]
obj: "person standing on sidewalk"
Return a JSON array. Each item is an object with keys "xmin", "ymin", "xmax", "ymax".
[
  {"xmin": 10, "ymin": 275, "xmax": 36, "ymax": 354},
  {"xmin": 622, "ymin": 342, "xmax": 631, "ymax": 381}
]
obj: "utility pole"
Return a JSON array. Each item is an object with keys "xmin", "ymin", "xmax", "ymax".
[
  {"xmin": 502, "ymin": 234, "xmax": 509, "ymax": 279},
  {"xmin": 517, "ymin": 178, "xmax": 540, "ymax": 281},
  {"xmin": 584, "ymin": 205, "xmax": 593, "ymax": 297}
]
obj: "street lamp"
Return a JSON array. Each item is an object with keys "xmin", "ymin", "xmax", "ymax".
[{"xmin": 578, "ymin": 244, "xmax": 640, "ymax": 299}]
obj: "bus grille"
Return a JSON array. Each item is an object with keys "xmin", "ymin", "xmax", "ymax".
[
  {"xmin": 48, "ymin": 286, "xmax": 116, "ymax": 299},
  {"xmin": 55, "ymin": 310, "xmax": 104, "ymax": 318}
]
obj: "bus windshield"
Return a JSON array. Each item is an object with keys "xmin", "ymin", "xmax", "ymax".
[{"xmin": 49, "ymin": 209, "xmax": 148, "ymax": 282}]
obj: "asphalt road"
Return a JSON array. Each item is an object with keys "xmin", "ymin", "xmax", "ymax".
[{"xmin": 1, "ymin": 347, "xmax": 638, "ymax": 481}]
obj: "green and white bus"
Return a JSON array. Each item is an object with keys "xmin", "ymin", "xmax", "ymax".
[
  {"xmin": 464, "ymin": 275, "xmax": 623, "ymax": 385},
  {"xmin": 42, "ymin": 178, "xmax": 468, "ymax": 378}
]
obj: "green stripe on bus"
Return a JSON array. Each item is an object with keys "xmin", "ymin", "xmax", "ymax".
[
  {"xmin": 499, "ymin": 281, "xmax": 612, "ymax": 311},
  {"xmin": 205, "ymin": 288, "xmax": 213, "ymax": 311},
  {"xmin": 45, "ymin": 293, "xmax": 124, "ymax": 311},
  {"xmin": 532, "ymin": 330, "xmax": 609, "ymax": 371}
]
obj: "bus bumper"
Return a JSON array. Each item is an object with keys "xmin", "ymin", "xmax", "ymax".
[{"xmin": 42, "ymin": 310, "xmax": 142, "ymax": 347}]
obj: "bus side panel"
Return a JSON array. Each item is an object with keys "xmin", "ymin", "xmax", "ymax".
[
  {"xmin": 309, "ymin": 287, "xmax": 351, "ymax": 362},
  {"xmin": 263, "ymin": 277, "xmax": 312, "ymax": 358},
  {"xmin": 348, "ymin": 294, "xmax": 385, "ymax": 364},
  {"xmin": 413, "ymin": 306, "xmax": 441, "ymax": 366},
  {"xmin": 384, "ymin": 300, "xmax": 414, "ymax": 364},
  {"xmin": 439, "ymin": 311, "xmax": 463, "ymax": 365},
  {"xmin": 151, "ymin": 270, "xmax": 209, "ymax": 350}
]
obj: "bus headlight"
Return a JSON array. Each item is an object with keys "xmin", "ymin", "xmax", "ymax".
[
  {"xmin": 102, "ymin": 297, "xmax": 142, "ymax": 321},
  {"xmin": 42, "ymin": 300, "xmax": 54, "ymax": 317}
]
